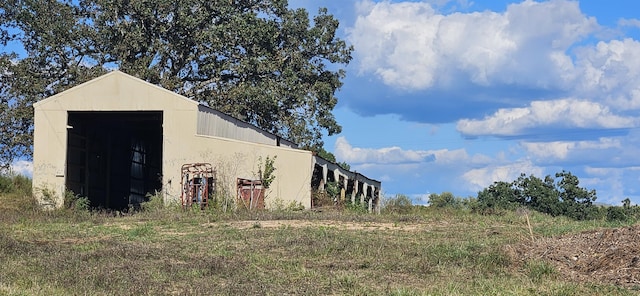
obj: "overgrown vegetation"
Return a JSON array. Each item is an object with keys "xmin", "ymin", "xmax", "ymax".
[{"xmin": 311, "ymin": 181, "xmax": 375, "ymax": 214}]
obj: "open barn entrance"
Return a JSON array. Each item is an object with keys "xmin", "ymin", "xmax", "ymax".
[{"xmin": 66, "ymin": 111, "xmax": 163, "ymax": 210}]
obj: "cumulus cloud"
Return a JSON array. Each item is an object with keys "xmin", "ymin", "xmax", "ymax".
[
  {"xmin": 575, "ymin": 39, "xmax": 640, "ymax": 108},
  {"xmin": 456, "ymin": 98, "xmax": 639, "ymax": 137},
  {"xmin": 349, "ymin": 0, "xmax": 597, "ymax": 90},
  {"xmin": 350, "ymin": 1, "xmax": 442, "ymax": 89},
  {"xmin": 346, "ymin": 0, "xmax": 640, "ymax": 132}
]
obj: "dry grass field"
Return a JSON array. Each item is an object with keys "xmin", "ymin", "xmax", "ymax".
[{"xmin": 1, "ymin": 192, "xmax": 638, "ymax": 295}]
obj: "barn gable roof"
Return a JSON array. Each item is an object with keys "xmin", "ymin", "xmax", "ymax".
[{"xmin": 33, "ymin": 70, "xmax": 198, "ymax": 110}]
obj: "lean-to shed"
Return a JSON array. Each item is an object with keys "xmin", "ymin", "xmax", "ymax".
[{"xmin": 33, "ymin": 71, "xmax": 380, "ymax": 210}]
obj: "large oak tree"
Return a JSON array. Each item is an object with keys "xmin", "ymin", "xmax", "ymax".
[{"xmin": 0, "ymin": 0, "xmax": 352, "ymax": 170}]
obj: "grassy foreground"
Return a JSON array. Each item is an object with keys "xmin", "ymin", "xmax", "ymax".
[{"xmin": 0, "ymin": 197, "xmax": 637, "ymax": 295}]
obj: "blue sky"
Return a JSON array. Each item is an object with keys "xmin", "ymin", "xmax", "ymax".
[{"xmin": 286, "ymin": 0, "xmax": 640, "ymax": 205}]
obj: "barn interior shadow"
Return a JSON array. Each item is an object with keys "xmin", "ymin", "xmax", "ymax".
[{"xmin": 65, "ymin": 111, "xmax": 163, "ymax": 210}]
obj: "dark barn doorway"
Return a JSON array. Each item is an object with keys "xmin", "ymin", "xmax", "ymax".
[{"xmin": 66, "ymin": 111, "xmax": 163, "ymax": 210}]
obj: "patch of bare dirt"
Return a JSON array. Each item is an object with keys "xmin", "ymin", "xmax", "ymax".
[
  {"xmin": 206, "ymin": 219, "xmax": 424, "ymax": 231},
  {"xmin": 506, "ymin": 225, "xmax": 640, "ymax": 287}
]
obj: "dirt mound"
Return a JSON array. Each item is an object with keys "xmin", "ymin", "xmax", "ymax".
[{"xmin": 507, "ymin": 225, "xmax": 640, "ymax": 287}]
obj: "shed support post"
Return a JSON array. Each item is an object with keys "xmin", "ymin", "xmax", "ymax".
[
  {"xmin": 351, "ymin": 179, "xmax": 358, "ymax": 204},
  {"xmin": 375, "ymin": 188, "xmax": 381, "ymax": 214},
  {"xmin": 360, "ymin": 182, "xmax": 368, "ymax": 205},
  {"xmin": 320, "ymin": 164, "xmax": 328, "ymax": 191}
]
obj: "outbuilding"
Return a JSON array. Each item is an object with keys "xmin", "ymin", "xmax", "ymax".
[{"xmin": 32, "ymin": 71, "xmax": 380, "ymax": 210}]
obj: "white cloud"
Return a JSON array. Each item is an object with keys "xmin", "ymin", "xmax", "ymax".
[
  {"xmin": 575, "ymin": 39, "xmax": 640, "ymax": 109},
  {"xmin": 332, "ymin": 136, "xmax": 538, "ymax": 197},
  {"xmin": 11, "ymin": 160, "xmax": 33, "ymax": 177},
  {"xmin": 521, "ymin": 138, "xmax": 621, "ymax": 160},
  {"xmin": 522, "ymin": 141, "xmax": 573, "ymax": 160},
  {"xmin": 618, "ymin": 18, "xmax": 640, "ymax": 29},
  {"xmin": 462, "ymin": 160, "xmax": 544, "ymax": 191},
  {"xmin": 333, "ymin": 136, "xmax": 489, "ymax": 167},
  {"xmin": 456, "ymin": 98, "xmax": 638, "ymax": 136},
  {"xmin": 351, "ymin": 0, "xmax": 443, "ymax": 89},
  {"xmin": 334, "ymin": 136, "xmax": 435, "ymax": 164},
  {"xmin": 349, "ymin": 0, "xmax": 598, "ymax": 90},
  {"xmin": 428, "ymin": 148, "xmax": 467, "ymax": 164}
]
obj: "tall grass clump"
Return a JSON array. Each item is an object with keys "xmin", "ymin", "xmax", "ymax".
[
  {"xmin": 526, "ymin": 260, "xmax": 558, "ymax": 283},
  {"xmin": 0, "ymin": 173, "xmax": 33, "ymax": 197},
  {"xmin": 140, "ymin": 191, "xmax": 167, "ymax": 212},
  {"xmin": 0, "ymin": 174, "xmax": 37, "ymax": 218}
]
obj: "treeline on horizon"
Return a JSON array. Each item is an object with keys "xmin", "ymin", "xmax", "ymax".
[{"xmin": 417, "ymin": 170, "xmax": 636, "ymax": 222}]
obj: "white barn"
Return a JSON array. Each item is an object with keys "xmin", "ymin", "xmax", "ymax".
[{"xmin": 32, "ymin": 71, "xmax": 381, "ymax": 210}]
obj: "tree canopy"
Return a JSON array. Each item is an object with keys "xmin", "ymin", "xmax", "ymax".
[
  {"xmin": 0, "ymin": 0, "xmax": 352, "ymax": 170},
  {"xmin": 476, "ymin": 171, "xmax": 598, "ymax": 220}
]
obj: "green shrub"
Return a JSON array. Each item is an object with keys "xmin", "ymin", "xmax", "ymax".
[
  {"xmin": 606, "ymin": 206, "xmax": 628, "ymax": 222},
  {"xmin": 462, "ymin": 197, "xmax": 480, "ymax": 210},
  {"xmin": 345, "ymin": 199, "xmax": 369, "ymax": 214},
  {"xmin": 12, "ymin": 174, "xmax": 32, "ymax": 195},
  {"xmin": 383, "ymin": 194, "xmax": 413, "ymax": 214},
  {"xmin": 64, "ymin": 190, "xmax": 89, "ymax": 212},
  {"xmin": 325, "ymin": 182, "xmax": 340, "ymax": 200},
  {"xmin": 428, "ymin": 192, "xmax": 461, "ymax": 208},
  {"xmin": 476, "ymin": 181, "xmax": 521, "ymax": 213},
  {"xmin": 257, "ymin": 155, "xmax": 277, "ymax": 188}
]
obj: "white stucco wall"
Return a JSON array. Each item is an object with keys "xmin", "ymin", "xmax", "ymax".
[{"xmin": 162, "ymin": 135, "xmax": 313, "ymax": 209}]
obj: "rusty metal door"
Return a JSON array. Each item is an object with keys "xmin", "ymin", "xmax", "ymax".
[{"xmin": 237, "ymin": 178, "xmax": 264, "ymax": 210}]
